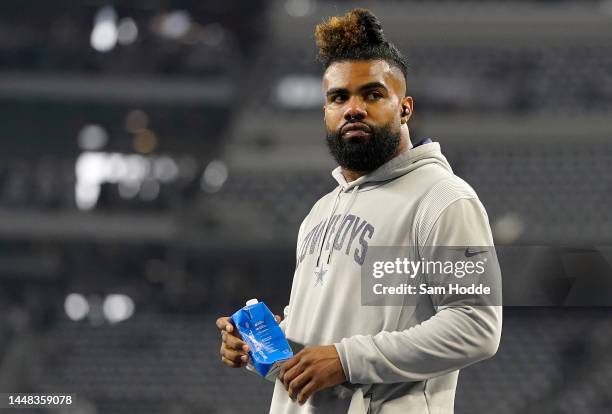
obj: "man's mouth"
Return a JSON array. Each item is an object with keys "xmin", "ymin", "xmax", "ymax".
[
  {"xmin": 342, "ymin": 130, "xmax": 371, "ymax": 139},
  {"xmin": 340, "ymin": 123, "xmax": 372, "ymax": 139}
]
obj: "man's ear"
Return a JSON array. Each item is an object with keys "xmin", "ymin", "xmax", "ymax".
[{"xmin": 400, "ymin": 96, "xmax": 414, "ymax": 124}]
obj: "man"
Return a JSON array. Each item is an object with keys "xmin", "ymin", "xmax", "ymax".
[{"xmin": 217, "ymin": 8, "xmax": 502, "ymax": 413}]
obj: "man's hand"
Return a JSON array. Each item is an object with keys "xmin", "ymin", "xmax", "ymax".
[
  {"xmin": 216, "ymin": 316, "xmax": 250, "ymax": 368},
  {"xmin": 216, "ymin": 314, "xmax": 282, "ymax": 368},
  {"xmin": 279, "ymin": 345, "xmax": 346, "ymax": 405}
]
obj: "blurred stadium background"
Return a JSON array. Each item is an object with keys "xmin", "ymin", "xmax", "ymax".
[{"xmin": 0, "ymin": 0, "xmax": 611, "ymax": 413}]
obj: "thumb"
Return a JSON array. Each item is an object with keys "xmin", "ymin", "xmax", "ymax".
[{"xmin": 274, "ymin": 315, "xmax": 282, "ymax": 323}]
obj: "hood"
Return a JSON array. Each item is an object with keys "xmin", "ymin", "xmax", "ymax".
[
  {"xmin": 315, "ymin": 140, "xmax": 452, "ymax": 269},
  {"xmin": 331, "ymin": 141, "xmax": 452, "ymax": 192}
]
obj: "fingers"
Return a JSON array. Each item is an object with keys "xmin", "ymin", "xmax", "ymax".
[
  {"xmin": 220, "ymin": 342, "xmax": 249, "ymax": 367},
  {"xmin": 221, "ymin": 355, "xmax": 244, "ymax": 368},
  {"xmin": 287, "ymin": 370, "xmax": 311, "ymax": 401},
  {"xmin": 279, "ymin": 352, "xmax": 301, "ymax": 387},
  {"xmin": 215, "ymin": 316, "xmax": 234, "ymax": 333},
  {"xmin": 218, "ymin": 315, "xmax": 249, "ymax": 369},
  {"xmin": 222, "ymin": 331, "xmax": 249, "ymax": 352},
  {"xmin": 297, "ymin": 380, "xmax": 319, "ymax": 405},
  {"xmin": 282, "ymin": 360, "xmax": 304, "ymax": 391},
  {"xmin": 222, "ymin": 345, "xmax": 248, "ymax": 363},
  {"xmin": 280, "ymin": 353, "xmax": 299, "ymax": 379}
]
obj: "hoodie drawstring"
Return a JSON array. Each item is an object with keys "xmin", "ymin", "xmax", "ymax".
[
  {"xmin": 315, "ymin": 185, "xmax": 360, "ymax": 268},
  {"xmin": 315, "ymin": 186, "xmax": 341, "ymax": 268},
  {"xmin": 326, "ymin": 185, "xmax": 359, "ymax": 265}
]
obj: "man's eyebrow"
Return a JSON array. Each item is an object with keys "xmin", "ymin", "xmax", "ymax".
[
  {"xmin": 326, "ymin": 87, "xmax": 348, "ymax": 97},
  {"xmin": 358, "ymin": 82, "xmax": 388, "ymax": 92},
  {"xmin": 325, "ymin": 82, "xmax": 388, "ymax": 97}
]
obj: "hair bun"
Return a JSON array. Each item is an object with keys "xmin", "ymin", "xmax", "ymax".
[
  {"xmin": 353, "ymin": 8, "xmax": 385, "ymax": 45},
  {"xmin": 313, "ymin": 8, "xmax": 407, "ymax": 79},
  {"xmin": 315, "ymin": 8, "xmax": 387, "ymax": 63}
]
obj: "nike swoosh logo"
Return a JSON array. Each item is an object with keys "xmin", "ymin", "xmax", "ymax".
[{"xmin": 465, "ymin": 248, "xmax": 488, "ymax": 257}]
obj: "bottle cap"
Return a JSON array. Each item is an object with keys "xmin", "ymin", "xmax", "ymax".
[{"xmin": 246, "ymin": 298, "xmax": 259, "ymax": 306}]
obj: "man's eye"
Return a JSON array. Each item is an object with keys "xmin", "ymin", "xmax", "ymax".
[
  {"xmin": 332, "ymin": 95, "xmax": 347, "ymax": 103},
  {"xmin": 366, "ymin": 92, "xmax": 383, "ymax": 100}
]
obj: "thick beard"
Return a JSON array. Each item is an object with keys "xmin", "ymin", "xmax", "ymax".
[{"xmin": 326, "ymin": 123, "xmax": 401, "ymax": 172}]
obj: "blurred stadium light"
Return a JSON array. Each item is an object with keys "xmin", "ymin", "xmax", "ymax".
[
  {"xmin": 90, "ymin": 6, "xmax": 119, "ymax": 53},
  {"xmin": 64, "ymin": 293, "xmax": 89, "ymax": 321}
]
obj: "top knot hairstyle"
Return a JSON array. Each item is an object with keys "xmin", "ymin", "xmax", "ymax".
[{"xmin": 314, "ymin": 8, "xmax": 407, "ymax": 79}]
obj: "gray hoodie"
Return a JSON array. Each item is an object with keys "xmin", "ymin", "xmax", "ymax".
[{"xmin": 269, "ymin": 141, "xmax": 502, "ymax": 413}]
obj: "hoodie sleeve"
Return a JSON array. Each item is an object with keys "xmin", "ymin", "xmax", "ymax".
[{"xmin": 334, "ymin": 195, "xmax": 502, "ymax": 384}]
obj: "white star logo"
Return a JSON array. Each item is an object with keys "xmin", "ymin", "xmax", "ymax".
[{"xmin": 314, "ymin": 267, "xmax": 328, "ymax": 286}]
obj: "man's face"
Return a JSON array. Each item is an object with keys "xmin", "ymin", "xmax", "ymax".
[{"xmin": 323, "ymin": 59, "xmax": 411, "ymax": 172}]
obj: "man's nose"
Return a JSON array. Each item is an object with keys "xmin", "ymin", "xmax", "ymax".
[{"xmin": 343, "ymin": 97, "xmax": 367, "ymax": 121}]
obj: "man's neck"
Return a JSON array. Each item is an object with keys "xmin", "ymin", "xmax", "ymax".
[
  {"xmin": 341, "ymin": 135, "xmax": 412, "ymax": 183},
  {"xmin": 341, "ymin": 168, "xmax": 367, "ymax": 183}
]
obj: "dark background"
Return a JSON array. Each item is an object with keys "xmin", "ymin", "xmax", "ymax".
[{"xmin": 0, "ymin": 1, "xmax": 611, "ymax": 413}]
